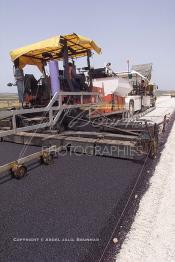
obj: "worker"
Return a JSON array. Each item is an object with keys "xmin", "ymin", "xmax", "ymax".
[
  {"xmin": 68, "ymin": 62, "xmax": 80, "ymax": 91},
  {"xmin": 14, "ymin": 66, "xmax": 25, "ymax": 106},
  {"xmin": 68, "ymin": 62, "xmax": 76, "ymax": 79},
  {"xmin": 24, "ymin": 91, "xmax": 33, "ymax": 107},
  {"xmin": 140, "ymin": 80, "xmax": 146, "ymax": 95},
  {"xmin": 105, "ymin": 62, "xmax": 113, "ymax": 76}
]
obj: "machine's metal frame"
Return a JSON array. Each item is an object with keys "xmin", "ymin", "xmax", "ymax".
[
  {"xmin": 0, "ymin": 145, "xmax": 62, "ymax": 179},
  {"xmin": 0, "ymin": 91, "xmax": 101, "ymax": 138}
]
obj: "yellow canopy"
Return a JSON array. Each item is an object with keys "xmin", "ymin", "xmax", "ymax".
[{"xmin": 10, "ymin": 33, "xmax": 101, "ymax": 70}]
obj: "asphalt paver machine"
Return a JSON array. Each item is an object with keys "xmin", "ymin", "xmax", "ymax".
[{"xmin": 0, "ymin": 33, "xmax": 161, "ymax": 178}]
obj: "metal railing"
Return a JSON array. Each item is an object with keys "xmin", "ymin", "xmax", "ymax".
[{"xmin": 0, "ymin": 92, "xmax": 101, "ymax": 138}]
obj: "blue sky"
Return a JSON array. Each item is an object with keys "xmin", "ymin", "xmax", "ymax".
[{"xmin": 0, "ymin": 0, "xmax": 175, "ymax": 92}]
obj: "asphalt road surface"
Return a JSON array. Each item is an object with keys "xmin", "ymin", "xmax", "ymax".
[{"xmin": 0, "ymin": 142, "xmax": 142, "ymax": 262}]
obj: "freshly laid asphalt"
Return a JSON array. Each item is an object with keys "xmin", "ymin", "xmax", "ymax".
[{"xmin": 0, "ymin": 142, "xmax": 142, "ymax": 262}]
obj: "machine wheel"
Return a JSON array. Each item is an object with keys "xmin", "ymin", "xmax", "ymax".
[
  {"xmin": 129, "ymin": 101, "xmax": 134, "ymax": 116},
  {"xmin": 41, "ymin": 152, "xmax": 53, "ymax": 165},
  {"xmin": 151, "ymin": 101, "xmax": 156, "ymax": 107},
  {"xmin": 11, "ymin": 165, "xmax": 27, "ymax": 179}
]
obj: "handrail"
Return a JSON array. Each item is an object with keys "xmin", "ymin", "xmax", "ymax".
[
  {"xmin": 0, "ymin": 92, "xmax": 100, "ymax": 119},
  {"xmin": 0, "ymin": 92, "xmax": 101, "ymax": 138},
  {"xmin": 0, "ymin": 92, "xmax": 59, "ymax": 119}
]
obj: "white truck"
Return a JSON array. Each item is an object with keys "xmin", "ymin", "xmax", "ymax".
[{"xmin": 92, "ymin": 63, "xmax": 157, "ymax": 116}]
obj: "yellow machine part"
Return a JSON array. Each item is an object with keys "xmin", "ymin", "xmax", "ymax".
[{"xmin": 10, "ymin": 33, "xmax": 101, "ymax": 71}]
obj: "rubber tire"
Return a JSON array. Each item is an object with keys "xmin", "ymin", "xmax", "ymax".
[
  {"xmin": 41, "ymin": 154, "xmax": 53, "ymax": 165},
  {"xmin": 12, "ymin": 165, "xmax": 27, "ymax": 179}
]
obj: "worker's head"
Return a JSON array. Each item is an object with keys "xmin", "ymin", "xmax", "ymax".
[
  {"xmin": 106, "ymin": 62, "xmax": 111, "ymax": 67},
  {"xmin": 42, "ymin": 52, "xmax": 53, "ymax": 59}
]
